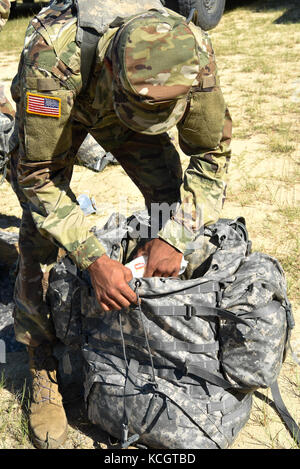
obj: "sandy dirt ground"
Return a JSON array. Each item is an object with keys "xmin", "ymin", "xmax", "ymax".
[{"xmin": 0, "ymin": 1, "xmax": 299, "ymax": 450}]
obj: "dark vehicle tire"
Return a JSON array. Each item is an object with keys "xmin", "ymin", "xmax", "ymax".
[
  {"xmin": 10, "ymin": 1, "xmax": 17, "ymax": 12},
  {"xmin": 163, "ymin": 0, "xmax": 226, "ymax": 30}
]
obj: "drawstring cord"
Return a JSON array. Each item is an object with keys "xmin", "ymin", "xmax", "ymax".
[
  {"xmin": 136, "ymin": 285, "xmax": 157, "ymax": 387},
  {"xmin": 118, "ymin": 281, "xmax": 157, "ymax": 388},
  {"xmin": 118, "ymin": 280, "xmax": 158, "ymax": 448}
]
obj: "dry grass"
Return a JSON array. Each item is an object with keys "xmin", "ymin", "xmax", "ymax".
[{"xmin": 0, "ymin": 0, "xmax": 299, "ymax": 450}]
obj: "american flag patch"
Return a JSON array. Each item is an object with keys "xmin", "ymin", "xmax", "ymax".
[{"xmin": 26, "ymin": 92, "xmax": 61, "ymax": 118}]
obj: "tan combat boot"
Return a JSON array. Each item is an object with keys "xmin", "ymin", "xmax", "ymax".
[{"xmin": 28, "ymin": 343, "xmax": 68, "ymax": 449}]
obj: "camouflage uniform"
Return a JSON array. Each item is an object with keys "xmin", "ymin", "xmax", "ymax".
[
  {"xmin": 11, "ymin": 1, "xmax": 232, "ymax": 346},
  {"xmin": 0, "ymin": 0, "xmax": 10, "ymax": 32}
]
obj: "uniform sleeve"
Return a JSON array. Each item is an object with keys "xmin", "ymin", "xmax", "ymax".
[
  {"xmin": 14, "ymin": 19, "xmax": 106, "ymax": 269},
  {"xmin": 0, "ymin": 0, "xmax": 10, "ymax": 32},
  {"xmin": 158, "ymin": 29, "xmax": 232, "ymax": 255}
]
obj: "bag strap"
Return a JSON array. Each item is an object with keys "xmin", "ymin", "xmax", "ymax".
[
  {"xmin": 185, "ymin": 362, "xmax": 233, "ymax": 390},
  {"xmin": 48, "ymin": 0, "xmax": 101, "ymax": 92},
  {"xmin": 147, "ymin": 303, "xmax": 250, "ymax": 326},
  {"xmin": 79, "ymin": 28, "xmax": 101, "ymax": 92},
  {"xmin": 86, "ymin": 323, "xmax": 220, "ymax": 354},
  {"xmin": 270, "ymin": 380, "xmax": 300, "ymax": 447}
]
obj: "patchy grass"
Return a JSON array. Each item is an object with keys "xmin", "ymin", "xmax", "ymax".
[
  {"xmin": 0, "ymin": 0, "xmax": 299, "ymax": 451},
  {"xmin": 0, "ymin": 16, "xmax": 30, "ymax": 53},
  {"xmin": 0, "ymin": 372, "xmax": 30, "ymax": 449}
]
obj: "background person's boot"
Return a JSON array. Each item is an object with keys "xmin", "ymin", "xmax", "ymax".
[{"xmin": 28, "ymin": 343, "xmax": 68, "ymax": 449}]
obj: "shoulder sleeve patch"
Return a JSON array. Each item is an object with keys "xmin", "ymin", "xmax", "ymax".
[{"xmin": 26, "ymin": 92, "xmax": 61, "ymax": 118}]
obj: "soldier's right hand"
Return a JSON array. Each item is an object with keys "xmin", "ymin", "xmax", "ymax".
[{"xmin": 88, "ymin": 254, "xmax": 137, "ymax": 311}]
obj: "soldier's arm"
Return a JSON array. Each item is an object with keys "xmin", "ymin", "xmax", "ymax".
[
  {"xmin": 158, "ymin": 28, "xmax": 232, "ymax": 255},
  {"xmin": 14, "ymin": 19, "xmax": 106, "ymax": 270}
]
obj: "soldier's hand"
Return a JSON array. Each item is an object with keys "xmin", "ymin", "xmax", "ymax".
[
  {"xmin": 137, "ymin": 238, "xmax": 183, "ymax": 278},
  {"xmin": 88, "ymin": 254, "xmax": 137, "ymax": 311}
]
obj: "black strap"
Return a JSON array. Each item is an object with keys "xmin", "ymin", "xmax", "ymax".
[
  {"xmin": 80, "ymin": 28, "xmax": 101, "ymax": 91},
  {"xmin": 270, "ymin": 380, "xmax": 300, "ymax": 447}
]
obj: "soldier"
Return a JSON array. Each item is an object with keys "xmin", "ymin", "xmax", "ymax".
[{"xmin": 11, "ymin": 0, "xmax": 232, "ymax": 449}]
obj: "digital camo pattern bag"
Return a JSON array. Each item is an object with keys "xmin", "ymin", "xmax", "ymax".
[{"xmin": 47, "ymin": 212, "xmax": 297, "ymax": 449}]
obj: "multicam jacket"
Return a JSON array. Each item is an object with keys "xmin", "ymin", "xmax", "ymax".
[{"xmin": 12, "ymin": 0, "xmax": 232, "ymax": 271}]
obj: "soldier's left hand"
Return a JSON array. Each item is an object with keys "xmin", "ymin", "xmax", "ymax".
[{"xmin": 137, "ymin": 238, "xmax": 183, "ymax": 278}]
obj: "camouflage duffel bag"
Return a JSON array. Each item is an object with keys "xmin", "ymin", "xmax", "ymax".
[{"xmin": 48, "ymin": 213, "xmax": 295, "ymax": 449}]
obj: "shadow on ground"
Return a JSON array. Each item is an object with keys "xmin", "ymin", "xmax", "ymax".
[
  {"xmin": 0, "ymin": 348, "xmax": 114, "ymax": 449},
  {"xmin": 0, "ymin": 271, "xmax": 110, "ymax": 449},
  {"xmin": 273, "ymin": 5, "xmax": 300, "ymax": 24},
  {"xmin": 226, "ymin": 0, "xmax": 299, "ymax": 24},
  {"xmin": 0, "ymin": 215, "xmax": 20, "ymax": 230}
]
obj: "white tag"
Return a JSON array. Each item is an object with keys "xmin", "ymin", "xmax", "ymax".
[{"xmin": 125, "ymin": 255, "xmax": 188, "ymax": 278}]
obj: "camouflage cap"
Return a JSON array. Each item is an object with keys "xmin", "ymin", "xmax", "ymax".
[{"xmin": 111, "ymin": 11, "xmax": 200, "ymax": 135}]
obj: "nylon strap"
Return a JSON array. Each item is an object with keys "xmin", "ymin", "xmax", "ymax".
[
  {"xmin": 186, "ymin": 362, "xmax": 233, "ymax": 390},
  {"xmin": 80, "ymin": 28, "xmax": 101, "ymax": 91},
  {"xmin": 88, "ymin": 351, "xmax": 219, "ymax": 382},
  {"xmin": 147, "ymin": 303, "xmax": 249, "ymax": 326},
  {"xmin": 138, "ymin": 360, "xmax": 219, "ymax": 381},
  {"xmin": 270, "ymin": 380, "xmax": 300, "ymax": 447},
  {"xmin": 87, "ymin": 334, "xmax": 219, "ymax": 354}
]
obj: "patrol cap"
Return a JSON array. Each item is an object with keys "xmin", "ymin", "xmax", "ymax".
[{"xmin": 111, "ymin": 11, "xmax": 200, "ymax": 135}]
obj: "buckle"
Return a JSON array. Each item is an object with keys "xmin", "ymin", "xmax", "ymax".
[
  {"xmin": 285, "ymin": 300, "xmax": 295, "ymax": 329},
  {"xmin": 185, "ymin": 305, "xmax": 194, "ymax": 321},
  {"xmin": 216, "ymin": 290, "xmax": 222, "ymax": 307},
  {"xmin": 121, "ymin": 424, "xmax": 140, "ymax": 449}
]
